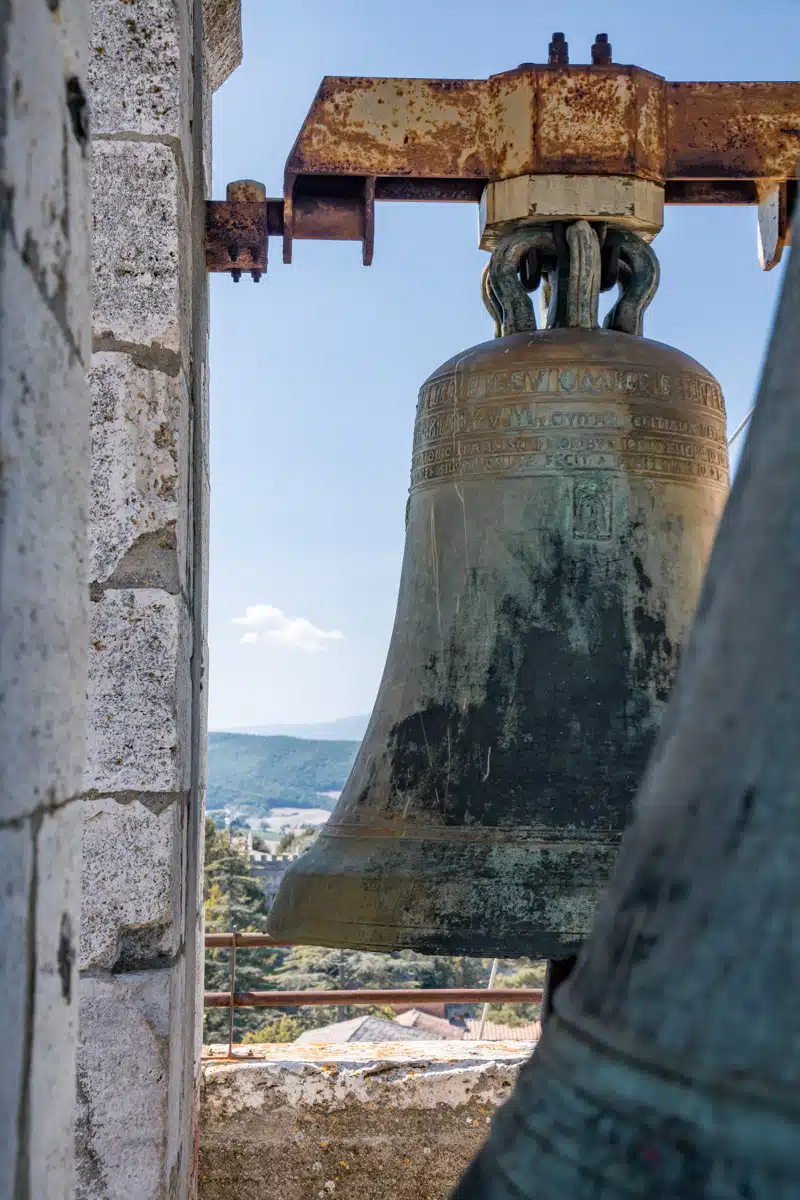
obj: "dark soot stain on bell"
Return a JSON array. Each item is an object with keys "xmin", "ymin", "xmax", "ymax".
[
  {"xmin": 267, "ymin": 327, "xmax": 729, "ymax": 957},
  {"xmin": 386, "ymin": 546, "xmax": 643, "ymax": 833}
]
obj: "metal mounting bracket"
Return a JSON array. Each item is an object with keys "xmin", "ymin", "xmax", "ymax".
[{"xmin": 206, "ymin": 34, "xmax": 799, "ymax": 280}]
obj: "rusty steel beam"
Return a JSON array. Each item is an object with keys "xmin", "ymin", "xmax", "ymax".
[
  {"xmin": 204, "ymin": 987, "xmax": 544, "ymax": 1008},
  {"xmin": 666, "ymin": 82, "xmax": 800, "ymax": 180},
  {"xmin": 206, "ymin": 177, "xmax": 796, "ymax": 275},
  {"xmin": 665, "ymin": 180, "xmax": 759, "ymax": 205},
  {"xmin": 285, "ymin": 70, "xmax": 800, "ymax": 188},
  {"xmin": 205, "ymin": 195, "xmax": 370, "ymax": 275},
  {"xmin": 206, "ymin": 61, "xmax": 799, "ymax": 276}
]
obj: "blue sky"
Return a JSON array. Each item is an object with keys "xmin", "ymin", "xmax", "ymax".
[{"xmin": 207, "ymin": 0, "xmax": 794, "ymax": 730}]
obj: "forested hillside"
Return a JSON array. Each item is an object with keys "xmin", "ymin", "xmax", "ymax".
[{"xmin": 206, "ymin": 732, "xmax": 359, "ymax": 817}]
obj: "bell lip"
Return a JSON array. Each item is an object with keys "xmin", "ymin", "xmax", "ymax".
[
  {"xmin": 265, "ymin": 832, "xmax": 609, "ymax": 958},
  {"xmin": 265, "ymin": 907, "xmax": 586, "ymax": 960}
]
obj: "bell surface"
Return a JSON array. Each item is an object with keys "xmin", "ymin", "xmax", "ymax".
[
  {"xmin": 450, "ymin": 235, "xmax": 800, "ymax": 1199},
  {"xmin": 267, "ymin": 326, "xmax": 729, "ymax": 956}
]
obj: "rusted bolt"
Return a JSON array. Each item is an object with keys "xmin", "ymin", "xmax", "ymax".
[
  {"xmin": 251, "ymin": 269, "xmax": 262, "ymax": 283},
  {"xmin": 592, "ymin": 33, "xmax": 612, "ymax": 65},
  {"xmin": 548, "ymin": 32, "xmax": 568, "ymax": 65},
  {"xmin": 226, "ymin": 179, "xmax": 267, "ymax": 204},
  {"xmin": 228, "ymin": 245, "xmax": 241, "ymax": 263},
  {"xmin": 231, "ymin": 268, "xmax": 242, "ymax": 283}
]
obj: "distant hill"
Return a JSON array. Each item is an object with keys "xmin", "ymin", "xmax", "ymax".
[
  {"xmin": 212, "ymin": 714, "xmax": 369, "ymax": 742},
  {"xmin": 206, "ymin": 732, "xmax": 360, "ymax": 816}
]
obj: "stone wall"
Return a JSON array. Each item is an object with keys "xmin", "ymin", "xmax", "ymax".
[
  {"xmin": 78, "ymin": 1, "xmax": 241, "ymax": 1196},
  {"xmin": 248, "ymin": 852, "xmax": 300, "ymax": 901},
  {"xmin": 0, "ymin": 0, "xmax": 91, "ymax": 1196},
  {"xmin": 199, "ymin": 1044, "xmax": 532, "ymax": 1200}
]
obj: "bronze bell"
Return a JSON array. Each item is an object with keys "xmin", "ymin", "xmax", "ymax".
[{"xmin": 267, "ymin": 222, "xmax": 730, "ymax": 957}]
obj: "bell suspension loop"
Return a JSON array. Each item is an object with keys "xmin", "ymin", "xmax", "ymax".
[
  {"xmin": 481, "ymin": 220, "xmax": 660, "ymax": 339},
  {"xmin": 565, "ymin": 221, "xmax": 601, "ymax": 330},
  {"xmin": 602, "ymin": 227, "xmax": 660, "ymax": 336}
]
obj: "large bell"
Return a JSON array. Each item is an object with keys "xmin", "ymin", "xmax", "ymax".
[{"xmin": 267, "ymin": 222, "xmax": 730, "ymax": 956}]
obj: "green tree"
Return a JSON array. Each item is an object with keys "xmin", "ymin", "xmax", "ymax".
[
  {"xmin": 258, "ymin": 946, "xmax": 500, "ymax": 1034},
  {"xmin": 240, "ymin": 1015, "xmax": 306, "ymax": 1044},
  {"xmin": 484, "ymin": 959, "xmax": 545, "ymax": 1025},
  {"xmin": 203, "ymin": 818, "xmax": 286, "ymax": 1043},
  {"xmin": 267, "ymin": 945, "xmax": 422, "ymax": 1029},
  {"xmin": 395, "ymin": 951, "xmax": 492, "ymax": 990}
]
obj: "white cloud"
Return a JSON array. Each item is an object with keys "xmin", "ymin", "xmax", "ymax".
[{"xmin": 232, "ymin": 604, "xmax": 344, "ymax": 653}]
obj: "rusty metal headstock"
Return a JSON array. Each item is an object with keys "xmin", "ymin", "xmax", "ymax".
[{"xmin": 206, "ymin": 33, "xmax": 799, "ymax": 282}]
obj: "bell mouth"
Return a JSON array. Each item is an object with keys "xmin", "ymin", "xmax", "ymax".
[{"xmin": 266, "ymin": 827, "xmax": 621, "ymax": 958}]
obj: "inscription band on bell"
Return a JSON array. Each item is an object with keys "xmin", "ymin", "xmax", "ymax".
[{"xmin": 411, "ymin": 363, "xmax": 728, "ymax": 492}]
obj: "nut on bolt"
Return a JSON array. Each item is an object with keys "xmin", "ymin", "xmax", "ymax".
[
  {"xmin": 226, "ymin": 179, "xmax": 267, "ymax": 204},
  {"xmin": 592, "ymin": 33, "xmax": 612, "ymax": 65},
  {"xmin": 548, "ymin": 32, "xmax": 569, "ymax": 65},
  {"xmin": 225, "ymin": 178, "xmax": 267, "ymax": 282}
]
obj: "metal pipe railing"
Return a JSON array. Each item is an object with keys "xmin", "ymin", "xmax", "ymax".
[
  {"xmin": 203, "ymin": 927, "xmax": 543, "ymax": 1057},
  {"xmin": 206, "ymin": 932, "xmax": 292, "ymax": 948},
  {"xmin": 205, "ymin": 986, "xmax": 544, "ymax": 1008}
]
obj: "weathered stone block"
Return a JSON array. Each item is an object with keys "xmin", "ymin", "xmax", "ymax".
[
  {"xmin": 203, "ymin": 0, "xmax": 242, "ymax": 92},
  {"xmin": 86, "ymin": 589, "xmax": 191, "ymax": 794},
  {"xmin": 199, "ymin": 1044, "xmax": 531, "ymax": 1200},
  {"xmin": 89, "ymin": 352, "xmax": 189, "ymax": 589},
  {"xmin": 81, "ymin": 794, "xmax": 185, "ymax": 970},
  {"xmin": 29, "ymin": 804, "xmax": 81, "ymax": 1200},
  {"xmin": 92, "ymin": 139, "xmax": 190, "ymax": 355},
  {"xmin": 0, "ymin": 243, "xmax": 89, "ymax": 823},
  {"xmin": 0, "ymin": 823, "xmax": 32, "ymax": 1198},
  {"xmin": 77, "ymin": 967, "xmax": 184, "ymax": 1200},
  {"xmin": 89, "ymin": 0, "xmax": 193, "ymax": 150}
]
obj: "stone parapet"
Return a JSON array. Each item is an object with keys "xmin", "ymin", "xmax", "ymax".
[{"xmin": 199, "ymin": 1043, "xmax": 535, "ymax": 1200}]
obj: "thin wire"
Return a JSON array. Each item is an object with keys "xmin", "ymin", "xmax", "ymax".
[
  {"xmin": 477, "ymin": 958, "xmax": 499, "ymax": 1039},
  {"xmin": 728, "ymin": 407, "xmax": 754, "ymax": 448}
]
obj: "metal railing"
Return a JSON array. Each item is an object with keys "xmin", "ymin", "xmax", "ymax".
[{"xmin": 203, "ymin": 930, "xmax": 543, "ymax": 1057}]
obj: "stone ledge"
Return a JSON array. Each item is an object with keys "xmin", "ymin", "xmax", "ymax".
[{"xmin": 199, "ymin": 1043, "xmax": 534, "ymax": 1200}]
